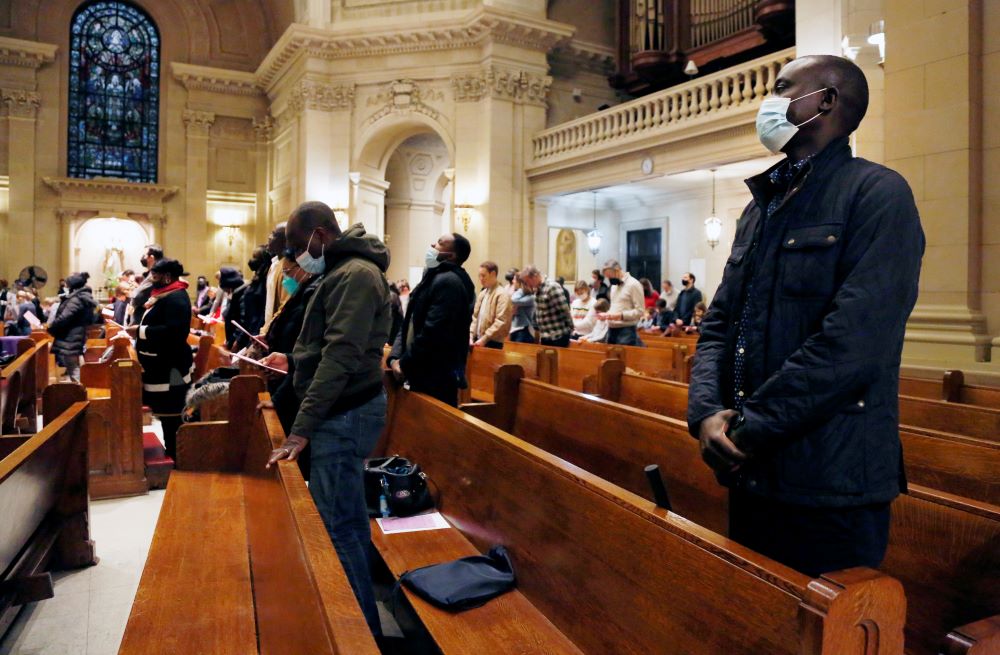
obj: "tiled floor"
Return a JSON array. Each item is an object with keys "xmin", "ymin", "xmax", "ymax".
[{"xmin": 0, "ymin": 484, "xmax": 166, "ymax": 655}]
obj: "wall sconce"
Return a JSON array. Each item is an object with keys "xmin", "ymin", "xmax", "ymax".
[
  {"xmin": 868, "ymin": 20, "xmax": 885, "ymax": 65},
  {"xmin": 221, "ymin": 225, "xmax": 240, "ymax": 248},
  {"xmin": 705, "ymin": 168, "xmax": 721, "ymax": 249},
  {"xmin": 455, "ymin": 204, "xmax": 475, "ymax": 233}
]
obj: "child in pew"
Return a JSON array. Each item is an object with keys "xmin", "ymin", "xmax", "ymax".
[
  {"xmin": 637, "ymin": 306, "xmax": 657, "ymax": 330},
  {"xmin": 574, "ymin": 298, "xmax": 611, "ymax": 343}
]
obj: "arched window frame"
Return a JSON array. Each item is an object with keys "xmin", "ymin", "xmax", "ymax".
[{"xmin": 67, "ymin": 0, "xmax": 161, "ymax": 184}]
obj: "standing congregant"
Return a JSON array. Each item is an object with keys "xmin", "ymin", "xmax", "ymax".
[{"xmin": 687, "ymin": 55, "xmax": 924, "ymax": 577}]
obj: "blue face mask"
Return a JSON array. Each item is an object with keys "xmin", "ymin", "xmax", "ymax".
[
  {"xmin": 755, "ymin": 87, "xmax": 828, "ymax": 154},
  {"xmin": 282, "ymin": 276, "xmax": 300, "ymax": 296},
  {"xmin": 425, "ymin": 246, "xmax": 442, "ymax": 270},
  {"xmin": 296, "ymin": 230, "xmax": 326, "ymax": 275}
]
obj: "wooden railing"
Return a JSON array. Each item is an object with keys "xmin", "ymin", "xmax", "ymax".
[
  {"xmin": 690, "ymin": 0, "xmax": 757, "ymax": 48},
  {"xmin": 532, "ymin": 46, "xmax": 793, "ymax": 164}
]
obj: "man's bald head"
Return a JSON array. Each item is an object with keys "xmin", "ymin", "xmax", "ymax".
[
  {"xmin": 781, "ymin": 55, "xmax": 869, "ymax": 135},
  {"xmin": 286, "ymin": 201, "xmax": 342, "ymax": 258}
]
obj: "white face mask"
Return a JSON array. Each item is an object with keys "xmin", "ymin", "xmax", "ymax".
[
  {"xmin": 425, "ymin": 246, "xmax": 442, "ymax": 270},
  {"xmin": 296, "ymin": 230, "xmax": 326, "ymax": 275},
  {"xmin": 755, "ymin": 87, "xmax": 829, "ymax": 154}
]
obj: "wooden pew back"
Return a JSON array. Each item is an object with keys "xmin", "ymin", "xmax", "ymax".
[
  {"xmin": 384, "ymin": 387, "xmax": 905, "ymax": 655},
  {"xmin": 1, "ymin": 342, "xmax": 38, "ymax": 434},
  {"xmin": 598, "ymin": 361, "xmax": 1000, "ymax": 506},
  {"xmin": 465, "ymin": 345, "xmax": 547, "ymax": 402},
  {"xmin": 1, "ymin": 390, "xmax": 96, "ymax": 635},
  {"xmin": 502, "ymin": 374, "xmax": 998, "ymax": 655},
  {"xmin": 506, "ymin": 341, "xmax": 612, "ymax": 392},
  {"xmin": 898, "ymin": 394, "xmax": 1000, "ymax": 444},
  {"xmin": 79, "ymin": 337, "xmax": 133, "ymax": 389},
  {"xmin": 899, "ymin": 370, "xmax": 1000, "ymax": 409}
]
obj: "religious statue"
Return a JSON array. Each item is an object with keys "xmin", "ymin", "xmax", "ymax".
[{"xmin": 555, "ymin": 228, "xmax": 578, "ymax": 282}]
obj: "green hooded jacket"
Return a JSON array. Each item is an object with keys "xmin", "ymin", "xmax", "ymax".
[{"xmin": 290, "ymin": 224, "xmax": 391, "ymax": 438}]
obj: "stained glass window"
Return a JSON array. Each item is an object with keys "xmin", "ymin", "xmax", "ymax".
[{"xmin": 68, "ymin": 1, "xmax": 160, "ymax": 183}]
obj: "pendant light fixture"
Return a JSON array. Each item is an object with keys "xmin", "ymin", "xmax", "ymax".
[
  {"xmin": 587, "ymin": 190, "xmax": 603, "ymax": 255},
  {"xmin": 704, "ymin": 168, "xmax": 722, "ymax": 249}
]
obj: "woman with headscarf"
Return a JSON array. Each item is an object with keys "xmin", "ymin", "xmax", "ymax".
[
  {"xmin": 48, "ymin": 272, "xmax": 97, "ymax": 382},
  {"xmin": 132, "ymin": 259, "xmax": 193, "ymax": 460}
]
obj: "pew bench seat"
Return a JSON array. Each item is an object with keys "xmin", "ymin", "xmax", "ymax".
[
  {"xmin": 371, "ymin": 517, "xmax": 582, "ymax": 654},
  {"xmin": 85, "ymin": 387, "xmax": 110, "ymax": 400}
]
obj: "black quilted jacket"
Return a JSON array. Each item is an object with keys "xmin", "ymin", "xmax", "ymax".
[{"xmin": 688, "ymin": 138, "xmax": 925, "ymax": 507}]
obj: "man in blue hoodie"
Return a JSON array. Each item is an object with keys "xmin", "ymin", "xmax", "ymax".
[{"xmin": 264, "ymin": 201, "xmax": 391, "ymax": 637}]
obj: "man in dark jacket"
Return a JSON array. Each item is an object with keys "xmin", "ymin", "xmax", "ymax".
[
  {"xmin": 263, "ymin": 202, "xmax": 391, "ymax": 637},
  {"xmin": 387, "ymin": 232, "xmax": 476, "ymax": 406},
  {"xmin": 133, "ymin": 259, "xmax": 193, "ymax": 459},
  {"xmin": 673, "ymin": 272, "xmax": 703, "ymax": 326},
  {"xmin": 687, "ymin": 55, "xmax": 924, "ymax": 577},
  {"xmin": 49, "ymin": 272, "xmax": 97, "ymax": 382}
]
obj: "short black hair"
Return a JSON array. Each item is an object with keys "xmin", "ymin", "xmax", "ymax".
[
  {"xmin": 145, "ymin": 244, "xmax": 164, "ymax": 260},
  {"xmin": 686, "ymin": 272, "xmax": 697, "ymax": 283},
  {"xmin": 480, "ymin": 261, "xmax": 498, "ymax": 274},
  {"xmin": 292, "ymin": 202, "xmax": 340, "ymax": 235},
  {"xmin": 452, "ymin": 233, "xmax": 471, "ymax": 265},
  {"xmin": 800, "ymin": 54, "xmax": 870, "ymax": 133},
  {"xmin": 656, "ymin": 298, "xmax": 667, "ymax": 309}
]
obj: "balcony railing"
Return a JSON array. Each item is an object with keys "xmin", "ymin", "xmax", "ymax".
[{"xmin": 533, "ymin": 46, "xmax": 793, "ymax": 165}]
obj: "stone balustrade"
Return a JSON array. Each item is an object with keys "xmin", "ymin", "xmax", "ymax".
[{"xmin": 532, "ymin": 47, "xmax": 795, "ymax": 166}]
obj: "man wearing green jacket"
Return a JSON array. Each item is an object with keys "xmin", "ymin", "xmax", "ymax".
[{"xmin": 263, "ymin": 201, "xmax": 391, "ymax": 637}]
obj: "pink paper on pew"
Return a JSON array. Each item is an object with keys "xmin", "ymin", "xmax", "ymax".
[{"xmin": 376, "ymin": 512, "xmax": 451, "ymax": 535}]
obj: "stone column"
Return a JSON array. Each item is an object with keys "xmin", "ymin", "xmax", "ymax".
[
  {"xmin": 289, "ymin": 80, "xmax": 355, "ymax": 210},
  {"xmin": 182, "ymin": 109, "xmax": 215, "ymax": 277},
  {"xmin": 885, "ymin": 0, "xmax": 993, "ymax": 366},
  {"xmin": 353, "ymin": 175, "xmax": 390, "ymax": 237},
  {"xmin": 3, "ymin": 89, "xmax": 40, "ymax": 275},
  {"xmin": 253, "ymin": 115, "xmax": 274, "ymax": 244}
]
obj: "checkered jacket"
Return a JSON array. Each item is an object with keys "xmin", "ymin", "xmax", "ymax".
[{"xmin": 535, "ymin": 278, "xmax": 573, "ymax": 341}]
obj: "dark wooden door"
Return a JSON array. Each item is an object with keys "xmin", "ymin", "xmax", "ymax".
[{"xmin": 626, "ymin": 228, "xmax": 661, "ymax": 288}]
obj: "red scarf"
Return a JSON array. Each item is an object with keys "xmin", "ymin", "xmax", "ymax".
[{"xmin": 151, "ymin": 279, "xmax": 189, "ymax": 298}]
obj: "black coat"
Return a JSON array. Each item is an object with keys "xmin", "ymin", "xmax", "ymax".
[
  {"xmin": 675, "ymin": 286, "xmax": 703, "ymax": 325},
  {"xmin": 49, "ymin": 286, "xmax": 97, "ymax": 361},
  {"xmin": 688, "ymin": 138, "xmax": 924, "ymax": 507},
  {"xmin": 136, "ymin": 287, "xmax": 194, "ymax": 388},
  {"xmin": 388, "ymin": 262, "xmax": 475, "ymax": 388}
]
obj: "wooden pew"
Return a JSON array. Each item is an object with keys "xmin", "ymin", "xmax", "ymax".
[
  {"xmin": 57, "ymin": 341, "xmax": 149, "ymax": 499},
  {"xmin": 1, "ymin": 341, "xmax": 39, "ymax": 434},
  {"xmin": 0, "ymin": 386, "xmax": 97, "ymax": 636},
  {"xmin": 898, "ymin": 394, "xmax": 1000, "ymax": 443},
  {"xmin": 377, "ymin": 383, "xmax": 906, "ymax": 655},
  {"xmin": 464, "ymin": 344, "xmax": 551, "ymax": 403},
  {"xmin": 591, "ymin": 359, "xmax": 1000, "ymax": 506},
  {"xmin": 899, "ymin": 370, "xmax": 1000, "ymax": 409},
  {"xmin": 506, "ymin": 341, "xmax": 618, "ymax": 392},
  {"xmin": 191, "ymin": 333, "xmax": 230, "ymax": 382},
  {"xmin": 479, "ymin": 371, "xmax": 998, "ymax": 655},
  {"xmin": 573, "ymin": 339, "xmax": 689, "ymax": 380},
  {"xmin": 120, "ymin": 376, "xmax": 379, "ymax": 655}
]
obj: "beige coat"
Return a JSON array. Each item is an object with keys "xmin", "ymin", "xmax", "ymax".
[{"xmin": 470, "ymin": 285, "xmax": 513, "ymax": 343}]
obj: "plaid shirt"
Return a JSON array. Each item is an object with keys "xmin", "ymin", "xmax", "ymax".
[{"xmin": 534, "ymin": 278, "xmax": 573, "ymax": 341}]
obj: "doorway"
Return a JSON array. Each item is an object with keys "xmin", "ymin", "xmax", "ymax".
[{"xmin": 626, "ymin": 227, "xmax": 661, "ymax": 288}]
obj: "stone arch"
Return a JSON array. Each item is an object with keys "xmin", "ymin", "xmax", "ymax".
[{"xmin": 355, "ymin": 113, "xmax": 455, "ymax": 181}]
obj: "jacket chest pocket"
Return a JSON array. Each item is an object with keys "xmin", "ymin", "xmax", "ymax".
[{"xmin": 779, "ymin": 224, "xmax": 843, "ymax": 299}]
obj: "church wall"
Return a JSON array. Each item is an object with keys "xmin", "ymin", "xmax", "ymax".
[{"xmin": 981, "ymin": 0, "xmax": 1000, "ymax": 353}]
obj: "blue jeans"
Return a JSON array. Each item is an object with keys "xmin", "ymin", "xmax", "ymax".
[
  {"xmin": 308, "ymin": 391, "xmax": 387, "ymax": 636},
  {"xmin": 608, "ymin": 326, "xmax": 642, "ymax": 346},
  {"xmin": 509, "ymin": 328, "xmax": 534, "ymax": 343}
]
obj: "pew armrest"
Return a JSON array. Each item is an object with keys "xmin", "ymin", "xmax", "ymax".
[{"xmin": 941, "ymin": 615, "xmax": 1000, "ymax": 655}]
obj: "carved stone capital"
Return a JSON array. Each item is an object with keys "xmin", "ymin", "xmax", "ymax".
[
  {"xmin": 2, "ymin": 88, "xmax": 40, "ymax": 119},
  {"xmin": 452, "ymin": 68, "xmax": 551, "ymax": 106},
  {"xmin": 0, "ymin": 37, "xmax": 57, "ymax": 70},
  {"xmin": 288, "ymin": 80, "xmax": 355, "ymax": 114},
  {"xmin": 363, "ymin": 79, "xmax": 443, "ymax": 128},
  {"xmin": 182, "ymin": 109, "xmax": 216, "ymax": 136},
  {"xmin": 252, "ymin": 115, "xmax": 275, "ymax": 141}
]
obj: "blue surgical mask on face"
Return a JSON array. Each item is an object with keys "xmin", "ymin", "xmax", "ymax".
[
  {"xmin": 296, "ymin": 230, "xmax": 326, "ymax": 275},
  {"xmin": 755, "ymin": 87, "xmax": 829, "ymax": 154},
  {"xmin": 282, "ymin": 276, "xmax": 300, "ymax": 296},
  {"xmin": 425, "ymin": 247, "xmax": 442, "ymax": 270}
]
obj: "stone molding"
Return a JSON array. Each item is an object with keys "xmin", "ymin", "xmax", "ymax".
[
  {"xmin": 452, "ymin": 67, "xmax": 552, "ymax": 106},
  {"xmin": 182, "ymin": 109, "xmax": 217, "ymax": 136},
  {"xmin": 256, "ymin": 8, "xmax": 573, "ymax": 91},
  {"xmin": 0, "ymin": 37, "xmax": 57, "ymax": 69},
  {"xmin": 288, "ymin": 79, "xmax": 356, "ymax": 113},
  {"xmin": 1, "ymin": 88, "xmax": 40, "ymax": 119},
  {"xmin": 549, "ymin": 39, "xmax": 616, "ymax": 76},
  {"xmin": 171, "ymin": 62, "xmax": 262, "ymax": 97},
  {"xmin": 43, "ymin": 176, "xmax": 180, "ymax": 205},
  {"xmin": 364, "ymin": 79, "xmax": 443, "ymax": 127}
]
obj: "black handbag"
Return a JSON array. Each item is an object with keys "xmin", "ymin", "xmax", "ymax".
[
  {"xmin": 399, "ymin": 545, "xmax": 516, "ymax": 612},
  {"xmin": 364, "ymin": 455, "xmax": 433, "ymax": 518}
]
